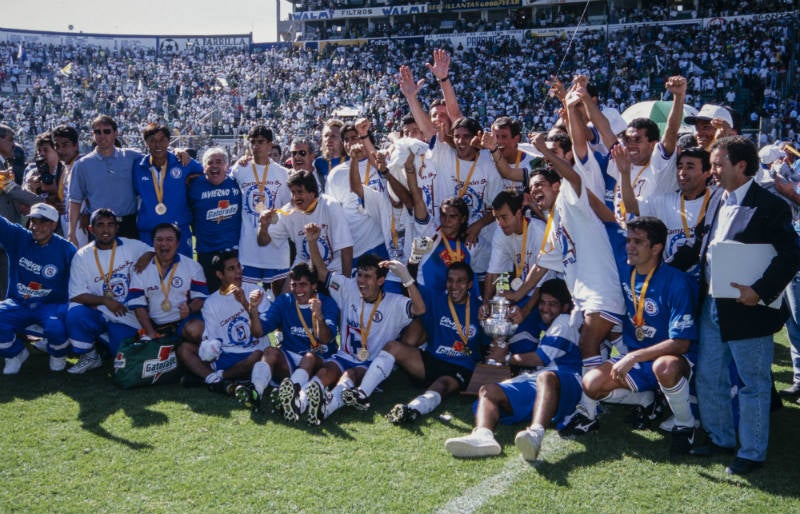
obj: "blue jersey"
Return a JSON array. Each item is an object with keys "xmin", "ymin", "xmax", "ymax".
[
  {"xmin": 534, "ymin": 312, "xmax": 582, "ymax": 375},
  {"xmin": 418, "ymin": 230, "xmax": 474, "ymax": 295},
  {"xmin": 313, "ymin": 156, "xmax": 345, "ymax": 180},
  {"xmin": 0, "ymin": 216, "xmax": 76, "ymax": 304},
  {"xmin": 187, "ymin": 175, "xmax": 242, "ymax": 253},
  {"xmin": 261, "ymin": 292, "xmax": 340, "ymax": 358},
  {"xmin": 132, "ymin": 152, "xmax": 203, "ymax": 235},
  {"xmin": 606, "ymin": 222, "xmax": 698, "ymax": 352},
  {"xmin": 421, "ymin": 287, "xmax": 487, "ymax": 371}
]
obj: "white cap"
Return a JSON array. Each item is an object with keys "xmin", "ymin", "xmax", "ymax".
[
  {"xmin": 759, "ymin": 144, "xmax": 785, "ymax": 165},
  {"xmin": 601, "ymin": 106, "xmax": 628, "ymax": 137},
  {"xmin": 684, "ymin": 104, "xmax": 734, "ymax": 127},
  {"xmin": 28, "ymin": 203, "xmax": 59, "ymax": 223}
]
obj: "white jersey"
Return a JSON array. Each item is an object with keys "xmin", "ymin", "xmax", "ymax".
[
  {"xmin": 606, "ymin": 143, "xmax": 678, "ymax": 222},
  {"xmin": 231, "ymin": 160, "xmax": 291, "ymax": 270},
  {"xmin": 128, "ymin": 254, "xmax": 208, "ymax": 326},
  {"xmin": 325, "ymin": 159, "xmax": 388, "ymax": 257},
  {"xmin": 325, "ymin": 271, "xmax": 413, "ymax": 364},
  {"xmin": 268, "ymin": 194, "xmax": 353, "ymax": 274},
  {"xmin": 68, "ymin": 237, "xmax": 151, "ymax": 329},
  {"xmin": 430, "ymin": 141, "xmax": 503, "ymax": 273},
  {"xmin": 536, "ymin": 179, "xmax": 625, "ymax": 315},
  {"xmin": 201, "ymin": 283, "xmax": 272, "ymax": 355},
  {"xmin": 487, "ymin": 216, "xmax": 547, "ymax": 281},
  {"xmin": 640, "ymin": 188, "xmax": 714, "ymax": 262}
]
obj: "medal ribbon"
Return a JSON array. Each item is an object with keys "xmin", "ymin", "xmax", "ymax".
[
  {"xmin": 447, "ymin": 295, "xmax": 470, "ymax": 346},
  {"xmin": 93, "ymin": 240, "xmax": 117, "ymax": 295},
  {"xmin": 295, "ymin": 300, "xmax": 320, "ymax": 349},
  {"xmin": 358, "ymin": 293, "xmax": 384, "ymax": 351},
  {"xmin": 363, "ymin": 161, "xmax": 371, "ymax": 186},
  {"xmin": 630, "ymin": 265, "xmax": 657, "ymax": 327},
  {"xmin": 455, "ymin": 155, "xmax": 478, "ymax": 198},
  {"xmin": 251, "ymin": 161, "xmax": 270, "ymax": 202},
  {"xmin": 539, "ymin": 209, "xmax": 555, "ymax": 255},
  {"xmin": 149, "ymin": 156, "xmax": 167, "ymax": 207},
  {"xmin": 440, "ymin": 229, "xmax": 463, "ymax": 262},
  {"xmin": 680, "ymin": 189, "xmax": 711, "ymax": 238},
  {"xmin": 515, "ymin": 218, "xmax": 529, "ymax": 279},
  {"xmin": 155, "ymin": 258, "xmax": 179, "ymax": 307}
]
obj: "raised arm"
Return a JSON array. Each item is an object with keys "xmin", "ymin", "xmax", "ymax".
[
  {"xmin": 398, "ymin": 65, "xmax": 435, "ymax": 142},
  {"xmin": 427, "ymin": 49, "xmax": 463, "ymax": 123},
  {"xmin": 304, "ymin": 223, "xmax": 329, "ymax": 283},
  {"xmin": 662, "ymin": 75, "xmax": 687, "ymax": 157},
  {"xmin": 611, "ymin": 143, "xmax": 638, "ymax": 216},
  {"xmin": 529, "ymin": 132, "xmax": 582, "ymax": 195}
]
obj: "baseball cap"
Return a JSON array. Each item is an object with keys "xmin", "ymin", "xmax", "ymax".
[
  {"xmin": 684, "ymin": 104, "xmax": 734, "ymax": 127},
  {"xmin": 28, "ymin": 203, "xmax": 59, "ymax": 222},
  {"xmin": 759, "ymin": 144, "xmax": 784, "ymax": 165}
]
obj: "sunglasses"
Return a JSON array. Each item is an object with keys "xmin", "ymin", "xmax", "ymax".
[
  {"xmin": 291, "ymin": 150, "xmax": 308, "ymax": 157},
  {"xmin": 93, "ymin": 128, "xmax": 114, "ymax": 135}
]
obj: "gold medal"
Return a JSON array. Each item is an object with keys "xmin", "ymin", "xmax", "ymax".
[
  {"xmin": 635, "ymin": 326, "xmax": 645, "ymax": 341},
  {"xmin": 510, "ymin": 278, "xmax": 523, "ymax": 291},
  {"xmin": 104, "ymin": 289, "xmax": 115, "ymax": 299},
  {"xmin": 161, "ymin": 300, "xmax": 172, "ymax": 312},
  {"xmin": 254, "ymin": 201, "xmax": 266, "ymax": 213},
  {"xmin": 356, "ymin": 348, "xmax": 370, "ymax": 361},
  {"xmin": 270, "ymin": 212, "xmax": 279, "ymax": 224},
  {"xmin": 155, "ymin": 202, "xmax": 167, "ymax": 215}
]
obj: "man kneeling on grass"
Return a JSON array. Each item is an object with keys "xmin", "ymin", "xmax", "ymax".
[
  {"xmin": 445, "ymin": 278, "xmax": 581, "ymax": 461},
  {"xmin": 196, "ymin": 251, "xmax": 271, "ymax": 392},
  {"xmin": 345, "ymin": 261, "xmax": 488, "ymax": 424}
]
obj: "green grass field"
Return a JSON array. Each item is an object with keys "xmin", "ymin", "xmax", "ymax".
[{"xmin": 1, "ymin": 332, "xmax": 799, "ymax": 513}]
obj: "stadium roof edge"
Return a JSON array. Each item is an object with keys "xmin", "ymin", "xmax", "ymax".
[{"xmin": 0, "ymin": 26, "xmax": 252, "ymax": 40}]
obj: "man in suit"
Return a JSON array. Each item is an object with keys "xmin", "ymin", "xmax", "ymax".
[{"xmin": 674, "ymin": 136, "xmax": 800, "ymax": 475}]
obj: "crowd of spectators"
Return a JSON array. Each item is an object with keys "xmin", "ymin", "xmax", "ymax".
[{"xmin": 0, "ymin": 7, "xmax": 796, "ymax": 161}]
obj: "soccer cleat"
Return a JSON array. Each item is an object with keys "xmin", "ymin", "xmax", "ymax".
[
  {"xmin": 278, "ymin": 378, "xmax": 302, "ymax": 422},
  {"xmin": 208, "ymin": 379, "xmax": 234, "ymax": 395},
  {"xmin": 659, "ymin": 415, "xmax": 700, "ymax": 432},
  {"xmin": 342, "ymin": 387, "xmax": 371, "ymax": 411},
  {"xmin": 445, "ymin": 428, "xmax": 502, "ymax": 458},
  {"xmin": 67, "ymin": 352, "xmax": 102, "ymax": 374},
  {"xmin": 270, "ymin": 387, "xmax": 284, "ymax": 415},
  {"xmin": 235, "ymin": 383, "xmax": 261, "ymax": 412},
  {"xmin": 386, "ymin": 403, "xmax": 420, "ymax": 425},
  {"xmin": 557, "ymin": 407, "xmax": 599, "ymax": 437},
  {"xmin": 49, "ymin": 356, "xmax": 67, "ymax": 372},
  {"xmin": 515, "ymin": 427, "xmax": 544, "ymax": 462},
  {"xmin": 670, "ymin": 425, "xmax": 696, "ymax": 456},
  {"xmin": 306, "ymin": 381, "xmax": 328, "ymax": 426},
  {"xmin": 627, "ymin": 400, "xmax": 663, "ymax": 430},
  {"xmin": 3, "ymin": 348, "xmax": 29, "ymax": 375}
]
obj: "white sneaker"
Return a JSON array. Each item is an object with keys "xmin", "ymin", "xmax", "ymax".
[
  {"xmin": 3, "ymin": 348, "xmax": 30, "ymax": 375},
  {"xmin": 515, "ymin": 426, "xmax": 544, "ymax": 462},
  {"xmin": 445, "ymin": 428, "xmax": 501, "ymax": 458},
  {"xmin": 67, "ymin": 352, "xmax": 102, "ymax": 374},
  {"xmin": 658, "ymin": 415, "xmax": 700, "ymax": 432},
  {"xmin": 31, "ymin": 339, "xmax": 49, "ymax": 353},
  {"xmin": 49, "ymin": 356, "xmax": 67, "ymax": 372}
]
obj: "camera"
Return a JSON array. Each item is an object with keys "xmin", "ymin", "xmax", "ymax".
[{"xmin": 35, "ymin": 157, "xmax": 55, "ymax": 185}]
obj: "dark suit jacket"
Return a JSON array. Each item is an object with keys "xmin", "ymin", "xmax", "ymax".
[{"xmin": 670, "ymin": 182, "xmax": 800, "ymax": 341}]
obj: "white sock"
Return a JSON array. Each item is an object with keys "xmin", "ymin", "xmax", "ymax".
[
  {"xmin": 290, "ymin": 368, "xmax": 310, "ymax": 387},
  {"xmin": 530, "ymin": 423, "xmax": 545, "ymax": 434},
  {"xmin": 407, "ymin": 390, "xmax": 441, "ymax": 415},
  {"xmin": 325, "ymin": 383, "xmax": 347, "ymax": 419},
  {"xmin": 473, "ymin": 426, "xmax": 494, "ymax": 439},
  {"xmin": 660, "ymin": 377, "xmax": 695, "ymax": 427},
  {"xmin": 602, "ymin": 388, "xmax": 654, "ymax": 406},
  {"xmin": 205, "ymin": 370, "xmax": 223, "ymax": 384},
  {"xmin": 251, "ymin": 361, "xmax": 271, "ymax": 396},
  {"xmin": 359, "ymin": 350, "xmax": 395, "ymax": 397}
]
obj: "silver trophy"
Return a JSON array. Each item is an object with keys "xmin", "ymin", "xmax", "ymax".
[{"xmin": 480, "ymin": 273, "xmax": 518, "ymax": 366}]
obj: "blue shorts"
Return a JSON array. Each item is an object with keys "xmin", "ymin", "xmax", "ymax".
[
  {"xmin": 478, "ymin": 370, "xmax": 582, "ymax": 425},
  {"xmin": 242, "ymin": 265, "xmax": 290, "ymax": 285},
  {"xmin": 213, "ymin": 350, "xmax": 256, "ymax": 371},
  {"xmin": 0, "ymin": 300, "xmax": 69, "ymax": 357},
  {"xmin": 66, "ymin": 305, "xmax": 138, "ymax": 355},
  {"xmin": 327, "ymin": 352, "xmax": 369, "ymax": 373},
  {"xmin": 612, "ymin": 352, "xmax": 696, "ymax": 392}
]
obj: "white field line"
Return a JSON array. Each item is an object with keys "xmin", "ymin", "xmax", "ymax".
[{"xmin": 434, "ymin": 433, "xmax": 570, "ymax": 514}]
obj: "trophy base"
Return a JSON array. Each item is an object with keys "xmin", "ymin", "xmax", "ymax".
[{"xmin": 462, "ymin": 363, "xmax": 512, "ymax": 396}]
